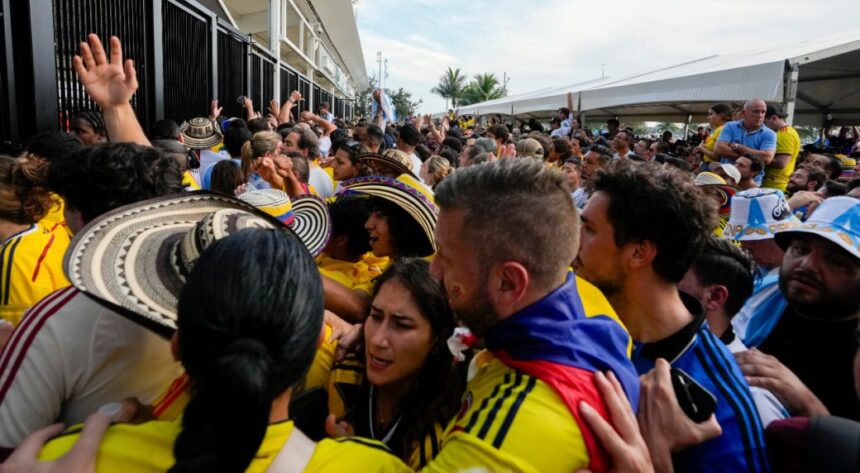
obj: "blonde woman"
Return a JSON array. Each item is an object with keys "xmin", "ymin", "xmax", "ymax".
[
  {"xmin": 419, "ymin": 155, "xmax": 451, "ymax": 189},
  {"xmin": 240, "ymin": 131, "xmax": 303, "ymax": 196}
]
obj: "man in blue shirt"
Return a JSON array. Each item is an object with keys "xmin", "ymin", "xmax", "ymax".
[
  {"xmin": 715, "ymin": 98, "xmax": 776, "ymax": 168},
  {"xmin": 576, "ymin": 160, "xmax": 770, "ymax": 473}
]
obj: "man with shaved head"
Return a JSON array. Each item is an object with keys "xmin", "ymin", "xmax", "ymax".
[{"xmin": 714, "ymin": 98, "xmax": 777, "ymax": 184}]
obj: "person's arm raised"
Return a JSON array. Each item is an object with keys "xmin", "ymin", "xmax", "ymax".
[{"xmin": 73, "ymin": 34, "xmax": 148, "ymax": 146}]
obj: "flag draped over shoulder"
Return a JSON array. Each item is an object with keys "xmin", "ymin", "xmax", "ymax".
[{"xmin": 484, "ymin": 274, "xmax": 640, "ymax": 473}]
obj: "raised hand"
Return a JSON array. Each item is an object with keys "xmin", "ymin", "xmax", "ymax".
[
  {"xmin": 268, "ymin": 99, "xmax": 280, "ymax": 119},
  {"xmin": 72, "ymin": 35, "xmax": 138, "ymax": 110},
  {"xmin": 209, "ymin": 100, "xmax": 222, "ymax": 121}
]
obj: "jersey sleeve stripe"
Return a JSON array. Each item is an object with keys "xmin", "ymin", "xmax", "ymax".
[
  {"xmin": 0, "ymin": 287, "xmax": 72, "ymax": 369},
  {"xmin": 2, "ymin": 236, "xmax": 24, "ymax": 305},
  {"xmin": 699, "ymin": 333, "xmax": 770, "ymax": 472},
  {"xmin": 463, "ymin": 372, "xmax": 511, "ymax": 434},
  {"xmin": 30, "ymin": 232, "xmax": 56, "ymax": 282},
  {"xmin": 693, "ymin": 346, "xmax": 758, "ymax": 471},
  {"xmin": 492, "ymin": 375, "xmax": 537, "ymax": 448},
  {"xmin": 701, "ymin": 333, "xmax": 768, "ymax": 462},
  {"xmin": 0, "ymin": 287, "xmax": 77, "ymax": 404},
  {"xmin": 477, "ymin": 372, "xmax": 524, "ymax": 440},
  {"xmin": 0, "ymin": 238, "xmax": 17, "ymax": 306}
]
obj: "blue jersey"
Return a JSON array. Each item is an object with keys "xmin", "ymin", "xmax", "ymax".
[{"xmin": 632, "ymin": 293, "xmax": 770, "ymax": 473}]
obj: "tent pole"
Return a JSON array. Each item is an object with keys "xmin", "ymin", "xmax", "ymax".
[
  {"xmin": 683, "ymin": 114, "xmax": 692, "ymax": 139},
  {"xmin": 783, "ymin": 63, "xmax": 800, "ymax": 126}
]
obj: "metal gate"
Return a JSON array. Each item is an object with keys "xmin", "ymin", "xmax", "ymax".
[
  {"xmin": 162, "ymin": 0, "xmax": 210, "ymax": 123},
  {"xmin": 217, "ymin": 27, "xmax": 248, "ymax": 120},
  {"xmin": 52, "ymin": 0, "xmax": 150, "ymax": 131}
]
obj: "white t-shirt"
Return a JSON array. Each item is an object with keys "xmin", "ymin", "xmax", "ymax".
[
  {"xmin": 309, "ymin": 165, "xmax": 334, "ymax": 199},
  {"xmin": 0, "ymin": 287, "xmax": 181, "ymax": 447},
  {"xmin": 408, "ymin": 153, "xmax": 425, "ymax": 183},
  {"xmin": 726, "ymin": 336, "xmax": 789, "ymax": 427}
]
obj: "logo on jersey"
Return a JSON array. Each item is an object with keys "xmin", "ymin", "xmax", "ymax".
[
  {"xmin": 456, "ymin": 392, "xmax": 473, "ymax": 421},
  {"xmin": 772, "ymin": 197, "xmax": 791, "ymax": 220}
]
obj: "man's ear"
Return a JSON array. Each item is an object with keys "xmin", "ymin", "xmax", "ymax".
[
  {"xmin": 626, "ymin": 240, "xmax": 657, "ymax": 271},
  {"xmin": 491, "ymin": 261, "xmax": 530, "ymax": 311},
  {"xmin": 702, "ymin": 285, "xmax": 730, "ymax": 313}
]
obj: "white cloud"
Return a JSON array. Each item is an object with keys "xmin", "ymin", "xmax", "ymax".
[{"xmin": 357, "ymin": 0, "xmax": 858, "ymax": 114}]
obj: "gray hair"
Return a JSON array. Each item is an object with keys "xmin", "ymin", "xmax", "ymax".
[
  {"xmin": 473, "ymin": 137, "xmax": 497, "ymax": 155},
  {"xmin": 435, "ymin": 158, "xmax": 578, "ymax": 289}
]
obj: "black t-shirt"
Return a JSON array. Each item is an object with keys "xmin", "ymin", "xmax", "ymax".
[{"xmin": 759, "ymin": 306, "xmax": 860, "ymax": 420}]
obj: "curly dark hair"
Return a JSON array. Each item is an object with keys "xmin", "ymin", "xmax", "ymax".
[
  {"xmin": 0, "ymin": 156, "xmax": 56, "ymax": 224},
  {"xmin": 26, "ymin": 131, "xmax": 84, "ymax": 163},
  {"xmin": 593, "ymin": 160, "xmax": 717, "ymax": 282},
  {"xmin": 47, "ymin": 143, "xmax": 184, "ymax": 223},
  {"xmin": 328, "ymin": 196, "xmax": 372, "ymax": 259}
]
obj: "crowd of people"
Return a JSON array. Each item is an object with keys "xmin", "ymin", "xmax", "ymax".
[{"xmin": 0, "ymin": 33, "xmax": 858, "ymax": 473}]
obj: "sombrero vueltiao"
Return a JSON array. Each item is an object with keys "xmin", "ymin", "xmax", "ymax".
[
  {"xmin": 340, "ymin": 174, "xmax": 437, "ymax": 253},
  {"xmin": 179, "ymin": 117, "xmax": 223, "ymax": 150},
  {"xmin": 236, "ymin": 189, "xmax": 332, "ymax": 256},
  {"xmin": 64, "ymin": 192, "xmax": 304, "ymax": 332},
  {"xmin": 358, "ymin": 151, "xmax": 418, "ymax": 180},
  {"xmin": 694, "ymin": 171, "xmax": 737, "ymax": 216}
]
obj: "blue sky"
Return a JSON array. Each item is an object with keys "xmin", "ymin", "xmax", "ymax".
[{"xmin": 354, "ymin": 0, "xmax": 858, "ymax": 114}]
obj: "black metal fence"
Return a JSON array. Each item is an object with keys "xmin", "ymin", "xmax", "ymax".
[
  {"xmin": 0, "ymin": 0, "xmax": 350, "ymax": 148},
  {"xmin": 53, "ymin": 0, "xmax": 151, "ymax": 131},
  {"xmin": 0, "ymin": 0, "xmax": 11, "ymax": 147},
  {"xmin": 217, "ymin": 27, "xmax": 248, "ymax": 120},
  {"xmin": 162, "ymin": 0, "xmax": 210, "ymax": 124}
]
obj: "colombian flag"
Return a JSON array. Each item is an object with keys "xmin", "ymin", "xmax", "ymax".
[{"xmin": 484, "ymin": 274, "xmax": 639, "ymax": 473}]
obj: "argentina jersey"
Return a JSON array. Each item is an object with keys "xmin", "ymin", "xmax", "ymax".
[{"xmin": 633, "ymin": 293, "xmax": 770, "ymax": 473}]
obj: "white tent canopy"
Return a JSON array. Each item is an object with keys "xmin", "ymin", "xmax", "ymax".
[{"xmin": 453, "ymin": 32, "xmax": 860, "ymax": 127}]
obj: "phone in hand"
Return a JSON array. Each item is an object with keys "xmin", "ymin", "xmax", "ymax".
[{"xmin": 670, "ymin": 367, "xmax": 717, "ymax": 423}]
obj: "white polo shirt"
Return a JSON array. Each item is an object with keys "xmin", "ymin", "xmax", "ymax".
[{"xmin": 0, "ymin": 287, "xmax": 181, "ymax": 447}]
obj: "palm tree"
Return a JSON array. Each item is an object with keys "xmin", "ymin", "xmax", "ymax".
[
  {"xmin": 460, "ymin": 73, "xmax": 506, "ymax": 106},
  {"xmin": 431, "ymin": 67, "xmax": 467, "ymax": 109}
]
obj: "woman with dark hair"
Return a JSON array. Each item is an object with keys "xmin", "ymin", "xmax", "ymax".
[
  {"xmin": 327, "ymin": 258, "xmax": 465, "ymax": 469},
  {"xmin": 322, "ymin": 175, "xmax": 437, "ymax": 322},
  {"xmin": 69, "ymin": 110, "xmax": 107, "ymax": 145},
  {"xmin": 365, "ymin": 197, "xmax": 434, "ymax": 259},
  {"xmin": 209, "ymin": 160, "xmax": 245, "ymax": 196},
  {"xmin": 696, "ymin": 103, "xmax": 732, "ymax": 163},
  {"xmin": 38, "ymin": 229, "xmax": 410, "ymax": 472},
  {"xmin": 330, "ymin": 140, "xmax": 366, "ymax": 182},
  {"xmin": 0, "ymin": 156, "xmax": 70, "ymax": 325},
  {"xmin": 549, "ymin": 138, "xmax": 573, "ymax": 166}
]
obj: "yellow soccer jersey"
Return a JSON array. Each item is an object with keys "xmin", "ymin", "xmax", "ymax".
[
  {"xmin": 0, "ymin": 222, "xmax": 71, "ymax": 325},
  {"xmin": 703, "ymin": 126, "xmax": 724, "ymax": 163},
  {"xmin": 326, "ymin": 353, "xmax": 445, "ymax": 470},
  {"xmin": 762, "ymin": 125, "xmax": 801, "ymax": 191},
  {"xmin": 181, "ymin": 171, "xmax": 201, "ymax": 190},
  {"xmin": 422, "ymin": 351, "xmax": 587, "ymax": 473},
  {"xmin": 39, "ymin": 417, "xmax": 411, "ymax": 473},
  {"xmin": 317, "ymin": 252, "xmax": 389, "ymax": 296}
]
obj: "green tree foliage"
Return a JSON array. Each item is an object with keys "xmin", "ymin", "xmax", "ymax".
[
  {"xmin": 431, "ymin": 67, "xmax": 467, "ymax": 109},
  {"xmin": 460, "ymin": 73, "xmax": 507, "ymax": 106},
  {"xmin": 390, "ymin": 87, "xmax": 423, "ymax": 117}
]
